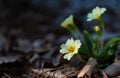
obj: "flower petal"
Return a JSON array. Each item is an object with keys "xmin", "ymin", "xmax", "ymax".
[
  {"xmin": 87, "ymin": 13, "xmax": 94, "ymax": 21},
  {"xmin": 92, "ymin": 7, "xmax": 101, "ymax": 18},
  {"xmin": 61, "ymin": 15, "xmax": 74, "ymax": 28},
  {"xmin": 74, "ymin": 40, "xmax": 81, "ymax": 48},
  {"xmin": 63, "ymin": 53, "xmax": 73, "ymax": 60},
  {"xmin": 60, "ymin": 48, "xmax": 67, "ymax": 54},
  {"xmin": 87, "ymin": 18, "xmax": 92, "ymax": 21},
  {"xmin": 60, "ymin": 44, "xmax": 65, "ymax": 48},
  {"xmin": 100, "ymin": 8, "xmax": 106, "ymax": 14},
  {"xmin": 66, "ymin": 38, "xmax": 74, "ymax": 46},
  {"xmin": 73, "ymin": 50, "xmax": 78, "ymax": 54},
  {"xmin": 60, "ymin": 44, "xmax": 68, "ymax": 54}
]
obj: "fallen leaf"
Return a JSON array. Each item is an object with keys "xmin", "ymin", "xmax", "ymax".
[
  {"xmin": 31, "ymin": 68, "xmax": 66, "ymax": 78},
  {"xmin": 77, "ymin": 57, "xmax": 97, "ymax": 78},
  {"xmin": 104, "ymin": 61, "xmax": 120, "ymax": 77}
]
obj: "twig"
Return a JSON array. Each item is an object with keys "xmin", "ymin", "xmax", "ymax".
[{"xmin": 3, "ymin": 73, "xmax": 11, "ymax": 78}]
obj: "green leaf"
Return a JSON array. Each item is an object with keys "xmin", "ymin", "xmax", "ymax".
[
  {"xmin": 83, "ymin": 30, "xmax": 93, "ymax": 56},
  {"xmin": 92, "ymin": 39, "xmax": 98, "ymax": 56},
  {"xmin": 104, "ymin": 36, "xmax": 120, "ymax": 57},
  {"xmin": 79, "ymin": 47, "xmax": 91, "ymax": 57},
  {"xmin": 105, "ymin": 36, "xmax": 120, "ymax": 52}
]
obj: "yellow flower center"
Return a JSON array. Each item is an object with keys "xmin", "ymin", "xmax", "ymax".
[{"xmin": 68, "ymin": 45, "xmax": 75, "ymax": 53}]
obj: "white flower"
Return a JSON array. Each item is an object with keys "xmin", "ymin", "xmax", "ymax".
[
  {"xmin": 61, "ymin": 15, "xmax": 74, "ymax": 28},
  {"xmin": 87, "ymin": 6, "xmax": 106, "ymax": 21},
  {"xmin": 60, "ymin": 38, "xmax": 81, "ymax": 60}
]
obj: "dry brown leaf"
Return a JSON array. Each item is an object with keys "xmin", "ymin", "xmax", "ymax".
[
  {"xmin": 102, "ymin": 71, "xmax": 109, "ymax": 78},
  {"xmin": 104, "ymin": 61, "xmax": 120, "ymax": 77},
  {"xmin": 104, "ymin": 51, "xmax": 120, "ymax": 77},
  {"xmin": 77, "ymin": 57, "xmax": 97, "ymax": 78},
  {"xmin": 31, "ymin": 68, "xmax": 66, "ymax": 78}
]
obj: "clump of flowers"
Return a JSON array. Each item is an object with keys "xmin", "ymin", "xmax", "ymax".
[
  {"xmin": 60, "ymin": 6, "xmax": 120, "ymax": 67},
  {"xmin": 87, "ymin": 6, "xmax": 106, "ymax": 33}
]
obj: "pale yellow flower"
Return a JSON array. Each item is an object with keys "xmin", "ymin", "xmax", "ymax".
[
  {"xmin": 87, "ymin": 6, "xmax": 106, "ymax": 21},
  {"xmin": 60, "ymin": 38, "xmax": 81, "ymax": 60},
  {"xmin": 61, "ymin": 15, "xmax": 74, "ymax": 28}
]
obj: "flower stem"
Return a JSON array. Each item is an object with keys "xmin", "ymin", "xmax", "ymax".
[
  {"xmin": 71, "ymin": 23, "xmax": 83, "ymax": 39},
  {"xmin": 97, "ymin": 17, "xmax": 105, "ymax": 49},
  {"xmin": 97, "ymin": 17, "xmax": 105, "ymax": 34},
  {"xmin": 65, "ymin": 26, "xmax": 79, "ymax": 39},
  {"xmin": 76, "ymin": 53, "xmax": 86, "ymax": 63},
  {"xmin": 66, "ymin": 27, "xmax": 74, "ymax": 34}
]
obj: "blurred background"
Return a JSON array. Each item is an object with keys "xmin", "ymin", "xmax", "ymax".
[
  {"xmin": 0, "ymin": 0, "xmax": 120, "ymax": 38},
  {"xmin": 0, "ymin": 0, "xmax": 120, "ymax": 77}
]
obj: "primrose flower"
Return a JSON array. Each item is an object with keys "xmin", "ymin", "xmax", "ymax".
[
  {"xmin": 60, "ymin": 38, "xmax": 81, "ymax": 60},
  {"xmin": 61, "ymin": 15, "xmax": 74, "ymax": 28},
  {"xmin": 87, "ymin": 6, "xmax": 106, "ymax": 21}
]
